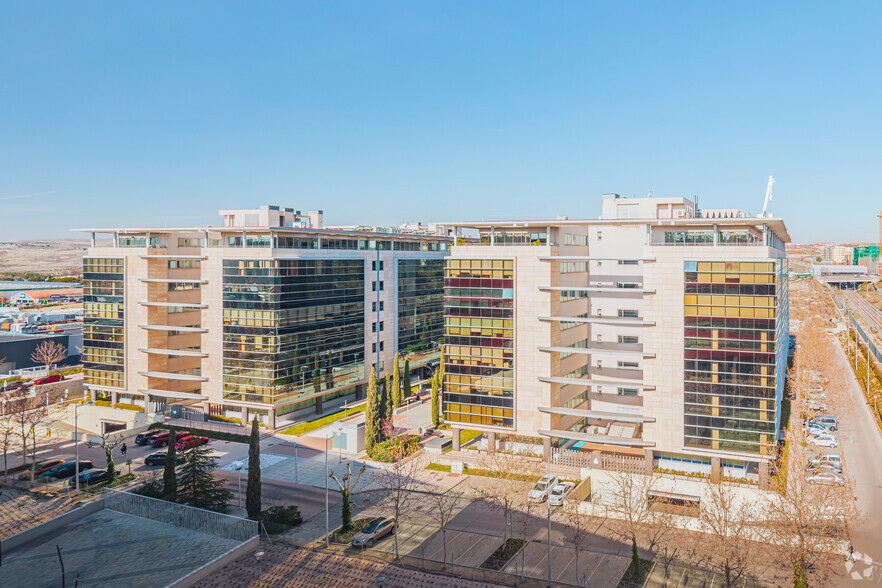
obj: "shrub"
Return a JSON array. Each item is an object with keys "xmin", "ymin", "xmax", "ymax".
[
  {"xmin": 370, "ymin": 434, "xmax": 420, "ymax": 463},
  {"xmin": 134, "ymin": 476, "xmax": 164, "ymax": 499},
  {"xmin": 206, "ymin": 414, "xmax": 242, "ymax": 425},
  {"xmin": 259, "ymin": 505, "xmax": 303, "ymax": 533}
]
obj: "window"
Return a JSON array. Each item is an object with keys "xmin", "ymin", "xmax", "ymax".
[
  {"xmin": 617, "ymin": 283, "xmax": 640, "ymax": 289},
  {"xmin": 564, "ymin": 234, "xmax": 589, "ymax": 246},
  {"xmin": 618, "ymin": 335, "xmax": 639, "ymax": 344},
  {"xmin": 372, "ymin": 301, "xmax": 385, "ymax": 312},
  {"xmin": 618, "ymin": 309, "xmax": 639, "ymax": 318},
  {"xmin": 618, "ymin": 387, "xmax": 639, "ymax": 396},
  {"xmin": 380, "ymin": 341, "xmax": 384, "ymax": 351},
  {"xmin": 168, "ymin": 260, "xmax": 201, "ymax": 269},
  {"xmin": 177, "ymin": 238, "xmax": 201, "ymax": 247},
  {"xmin": 618, "ymin": 361, "xmax": 639, "ymax": 370},
  {"xmin": 168, "ymin": 282, "xmax": 200, "ymax": 291},
  {"xmin": 371, "ymin": 281, "xmax": 384, "ymax": 291},
  {"xmin": 561, "ymin": 262, "xmax": 589, "ymax": 273},
  {"xmin": 379, "ymin": 321, "xmax": 384, "ymax": 332},
  {"xmin": 372, "ymin": 322, "xmax": 377, "ymax": 333},
  {"xmin": 372, "ymin": 261, "xmax": 385, "ymax": 271},
  {"xmin": 618, "ymin": 259, "xmax": 639, "ymax": 265},
  {"xmin": 372, "ymin": 342, "xmax": 384, "ymax": 353}
]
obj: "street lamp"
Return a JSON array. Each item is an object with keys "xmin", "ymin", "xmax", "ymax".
[
  {"xmin": 72, "ymin": 393, "xmax": 95, "ymax": 493},
  {"xmin": 255, "ymin": 550, "xmax": 264, "ymax": 588},
  {"xmin": 234, "ymin": 462, "xmax": 243, "ymax": 507},
  {"xmin": 325, "ymin": 430, "xmax": 340, "ymax": 547},
  {"xmin": 292, "ymin": 440, "xmax": 299, "ymax": 484}
]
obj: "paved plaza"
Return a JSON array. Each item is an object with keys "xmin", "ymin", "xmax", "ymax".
[{"xmin": 0, "ymin": 508, "xmax": 243, "ymax": 588}]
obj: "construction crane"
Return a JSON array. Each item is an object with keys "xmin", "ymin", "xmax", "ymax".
[{"xmin": 761, "ymin": 176, "xmax": 775, "ymax": 218}]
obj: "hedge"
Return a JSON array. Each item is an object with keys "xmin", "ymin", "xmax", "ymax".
[
  {"xmin": 279, "ymin": 404, "xmax": 367, "ymax": 436},
  {"xmin": 370, "ymin": 434, "xmax": 420, "ymax": 463},
  {"xmin": 147, "ymin": 422, "xmax": 249, "ymax": 443}
]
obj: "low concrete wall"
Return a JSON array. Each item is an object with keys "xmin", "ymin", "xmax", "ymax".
[
  {"xmin": 398, "ymin": 555, "xmax": 573, "ymax": 588},
  {"xmin": 1, "ymin": 498, "xmax": 103, "ymax": 552},
  {"xmin": 168, "ymin": 535, "xmax": 259, "ymax": 588}
]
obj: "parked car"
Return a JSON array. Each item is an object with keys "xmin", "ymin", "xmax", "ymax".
[
  {"xmin": 807, "ymin": 433, "xmax": 838, "ymax": 448},
  {"xmin": 42, "ymin": 460, "xmax": 93, "ymax": 479},
  {"xmin": 528, "ymin": 474, "xmax": 559, "ymax": 503},
  {"xmin": 806, "ymin": 471, "xmax": 844, "ymax": 486},
  {"xmin": 810, "ymin": 452, "xmax": 841, "ymax": 468},
  {"xmin": 808, "ymin": 400, "xmax": 829, "ymax": 412},
  {"xmin": 802, "ymin": 421, "xmax": 833, "ymax": 435},
  {"xmin": 548, "ymin": 481, "xmax": 576, "ymax": 506},
  {"xmin": 806, "ymin": 462, "xmax": 842, "ymax": 475},
  {"xmin": 148, "ymin": 431, "xmax": 190, "ymax": 447},
  {"xmin": 135, "ymin": 429, "xmax": 167, "ymax": 446},
  {"xmin": 144, "ymin": 451, "xmax": 184, "ymax": 467},
  {"xmin": 810, "ymin": 416, "xmax": 838, "ymax": 431},
  {"xmin": 351, "ymin": 517, "xmax": 397, "ymax": 547},
  {"xmin": 68, "ymin": 469, "xmax": 109, "ymax": 487},
  {"xmin": 33, "ymin": 374, "xmax": 64, "ymax": 385},
  {"xmin": 18, "ymin": 459, "xmax": 65, "ymax": 480},
  {"xmin": 175, "ymin": 435, "xmax": 209, "ymax": 450}
]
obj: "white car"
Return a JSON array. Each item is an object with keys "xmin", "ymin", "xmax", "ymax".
[
  {"xmin": 806, "ymin": 471, "xmax": 844, "ymax": 486},
  {"xmin": 811, "ymin": 416, "xmax": 838, "ymax": 431},
  {"xmin": 802, "ymin": 421, "xmax": 832, "ymax": 436},
  {"xmin": 810, "ymin": 452, "xmax": 841, "ymax": 467},
  {"xmin": 528, "ymin": 474, "xmax": 559, "ymax": 503},
  {"xmin": 808, "ymin": 400, "xmax": 828, "ymax": 412},
  {"xmin": 548, "ymin": 482, "xmax": 576, "ymax": 506},
  {"xmin": 808, "ymin": 433, "xmax": 838, "ymax": 448}
]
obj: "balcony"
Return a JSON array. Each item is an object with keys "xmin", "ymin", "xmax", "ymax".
[
  {"xmin": 540, "ymin": 286, "xmax": 655, "ymax": 295},
  {"xmin": 138, "ymin": 371, "xmax": 208, "ymax": 382},
  {"xmin": 139, "ymin": 302, "xmax": 207, "ymax": 309},
  {"xmin": 138, "ymin": 325, "xmax": 208, "ymax": 333},
  {"xmin": 539, "ymin": 316, "xmax": 655, "ymax": 326},
  {"xmin": 137, "ymin": 388, "xmax": 207, "ymax": 401},
  {"xmin": 538, "ymin": 376, "xmax": 655, "ymax": 390},
  {"xmin": 539, "ymin": 345, "xmax": 654, "ymax": 358},
  {"xmin": 139, "ymin": 348, "xmax": 208, "ymax": 358}
]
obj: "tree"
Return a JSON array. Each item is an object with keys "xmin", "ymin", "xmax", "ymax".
[
  {"xmin": 391, "ymin": 353, "xmax": 401, "ymax": 408},
  {"xmin": 402, "ymin": 356, "xmax": 412, "ymax": 402},
  {"xmin": 329, "ymin": 461, "xmax": 368, "ymax": 533},
  {"xmin": 383, "ymin": 373, "xmax": 393, "ymax": 423},
  {"xmin": 30, "ymin": 339, "xmax": 67, "ymax": 371},
  {"xmin": 0, "ymin": 412, "xmax": 16, "ymax": 480},
  {"xmin": 605, "ymin": 469, "xmax": 658, "ymax": 577},
  {"xmin": 514, "ymin": 497, "xmax": 537, "ymax": 579},
  {"xmin": 6, "ymin": 394, "xmax": 56, "ymax": 486},
  {"xmin": 163, "ymin": 426, "xmax": 178, "ymax": 499},
  {"xmin": 430, "ymin": 371, "xmax": 440, "ymax": 427},
  {"xmin": 563, "ymin": 501, "xmax": 593, "ymax": 587},
  {"xmin": 432, "ymin": 486, "xmax": 466, "ymax": 566},
  {"xmin": 374, "ymin": 443, "xmax": 421, "ymax": 559},
  {"xmin": 97, "ymin": 431, "xmax": 123, "ymax": 484},
  {"xmin": 699, "ymin": 482, "xmax": 765, "ymax": 587},
  {"xmin": 476, "ymin": 449, "xmax": 530, "ymax": 546},
  {"xmin": 644, "ymin": 497, "xmax": 694, "ymax": 586},
  {"xmin": 246, "ymin": 418, "xmax": 262, "ymax": 518},
  {"xmin": 364, "ymin": 367, "xmax": 381, "ymax": 454},
  {"xmin": 176, "ymin": 444, "xmax": 233, "ymax": 513},
  {"xmin": 379, "ymin": 372, "xmax": 389, "ymax": 426}
]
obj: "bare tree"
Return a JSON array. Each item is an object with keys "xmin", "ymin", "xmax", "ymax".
[
  {"xmin": 93, "ymin": 431, "xmax": 124, "ymax": 484},
  {"xmin": 30, "ymin": 340, "xmax": 67, "ymax": 372},
  {"xmin": 0, "ymin": 412, "xmax": 18, "ymax": 480},
  {"xmin": 563, "ymin": 501, "xmax": 593, "ymax": 587},
  {"xmin": 513, "ymin": 495, "xmax": 537, "ymax": 580},
  {"xmin": 605, "ymin": 468, "xmax": 658, "ymax": 575},
  {"xmin": 699, "ymin": 482, "xmax": 766, "ymax": 587},
  {"xmin": 329, "ymin": 461, "xmax": 367, "ymax": 533},
  {"xmin": 644, "ymin": 497, "xmax": 695, "ymax": 586},
  {"xmin": 431, "ymin": 485, "xmax": 466, "ymax": 566},
  {"xmin": 373, "ymin": 444, "xmax": 421, "ymax": 559},
  {"xmin": 475, "ymin": 448, "xmax": 533, "ymax": 547}
]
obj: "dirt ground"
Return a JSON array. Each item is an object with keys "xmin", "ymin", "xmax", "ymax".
[{"xmin": 0, "ymin": 239, "xmax": 109, "ymax": 274}]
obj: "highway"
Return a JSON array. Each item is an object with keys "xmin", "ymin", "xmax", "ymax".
[{"xmin": 838, "ymin": 288, "xmax": 882, "ymax": 351}]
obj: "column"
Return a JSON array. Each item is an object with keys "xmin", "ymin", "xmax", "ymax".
[
  {"xmin": 111, "ymin": 391, "xmax": 119, "ymax": 405},
  {"xmin": 315, "ymin": 395, "xmax": 323, "ymax": 415},
  {"xmin": 711, "ymin": 456, "xmax": 722, "ymax": 484},
  {"xmin": 643, "ymin": 448, "xmax": 654, "ymax": 475},
  {"xmin": 89, "ymin": 388, "xmax": 97, "ymax": 402},
  {"xmin": 713, "ymin": 223, "xmax": 718, "ymax": 246},
  {"xmin": 240, "ymin": 406, "xmax": 248, "ymax": 424},
  {"xmin": 267, "ymin": 409, "xmax": 276, "ymax": 430},
  {"xmin": 543, "ymin": 437, "xmax": 552, "ymax": 458},
  {"xmin": 590, "ymin": 451, "xmax": 602, "ymax": 470},
  {"xmin": 452, "ymin": 428, "xmax": 461, "ymax": 452},
  {"xmin": 487, "ymin": 431, "xmax": 497, "ymax": 454}
]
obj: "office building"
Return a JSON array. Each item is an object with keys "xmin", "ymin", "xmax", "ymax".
[
  {"xmin": 443, "ymin": 194, "xmax": 789, "ymax": 484},
  {"xmin": 78, "ymin": 206, "xmax": 450, "ymax": 427}
]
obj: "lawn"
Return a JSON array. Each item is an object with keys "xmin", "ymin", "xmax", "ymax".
[
  {"xmin": 279, "ymin": 404, "xmax": 367, "ymax": 436},
  {"xmin": 426, "ymin": 462, "xmax": 565, "ymax": 483}
]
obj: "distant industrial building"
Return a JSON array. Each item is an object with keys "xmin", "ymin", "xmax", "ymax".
[{"xmin": 14, "ymin": 288, "xmax": 83, "ymax": 304}]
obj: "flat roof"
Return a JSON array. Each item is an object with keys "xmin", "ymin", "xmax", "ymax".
[
  {"xmin": 448, "ymin": 216, "xmax": 791, "ymax": 242},
  {"xmin": 72, "ymin": 226, "xmax": 453, "ymax": 240}
]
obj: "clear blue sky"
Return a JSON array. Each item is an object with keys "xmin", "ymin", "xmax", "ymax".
[{"xmin": 1, "ymin": 2, "xmax": 880, "ymax": 243}]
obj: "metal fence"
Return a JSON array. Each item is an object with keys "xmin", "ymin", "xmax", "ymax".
[
  {"xmin": 828, "ymin": 286, "xmax": 882, "ymax": 363},
  {"xmin": 553, "ymin": 449, "xmax": 590, "ymax": 468},
  {"xmin": 102, "ymin": 488, "xmax": 258, "ymax": 542}
]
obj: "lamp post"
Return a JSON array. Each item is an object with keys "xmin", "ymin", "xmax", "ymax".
[
  {"xmin": 293, "ymin": 440, "xmax": 299, "ymax": 484},
  {"xmin": 235, "ymin": 462, "xmax": 243, "ymax": 507},
  {"xmin": 73, "ymin": 395, "xmax": 94, "ymax": 493},
  {"xmin": 546, "ymin": 446, "xmax": 552, "ymax": 588},
  {"xmin": 325, "ymin": 430, "xmax": 341, "ymax": 547},
  {"xmin": 255, "ymin": 550, "xmax": 264, "ymax": 588}
]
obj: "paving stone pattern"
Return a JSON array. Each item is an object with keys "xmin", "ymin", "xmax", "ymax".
[{"xmin": 0, "ymin": 488, "xmax": 77, "ymax": 539}]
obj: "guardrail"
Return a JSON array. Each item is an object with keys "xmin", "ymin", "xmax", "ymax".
[{"xmin": 828, "ymin": 285, "xmax": 882, "ymax": 363}]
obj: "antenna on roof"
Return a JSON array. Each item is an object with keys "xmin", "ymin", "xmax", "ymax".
[{"xmin": 761, "ymin": 176, "xmax": 775, "ymax": 218}]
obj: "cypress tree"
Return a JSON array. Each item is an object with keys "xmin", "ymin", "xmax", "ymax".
[
  {"xmin": 245, "ymin": 418, "xmax": 261, "ymax": 518},
  {"xmin": 384, "ymin": 373, "xmax": 393, "ymax": 419},
  {"xmin": 104, "ymin": 443, "xmax": 116, "ymax": 484},
  {"xmin": 431, "ymin": 371, "xmax": 440, "ymax": 427},
  {"xmin": 177, "ymin": 444, "xmax": 233, "ymax": 513},
  {"xmin": 163, "ymin": 426, "xmax": 177, "ymax": 499},
  {"xmin": 402, "ymin": 356, "xmax": 412, "ymax": 402},
  {"xmin": 391, "ymin": 353, "xmax": 401, "ymax": 408},
  {"xmin": 364, "ymin": 367, "xmax": 380, "ymax": 454}
]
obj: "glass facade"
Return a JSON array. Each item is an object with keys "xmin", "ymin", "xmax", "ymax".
[
  {"xmin": 83, "ymin": 257, "xmax": 125, "ymax": 388},
  {"xmin": 683, "ymin": 260, "xmax": 788, "ymax": 455},
  {"xmin": 443, "ymin": 259, "xmax": 515, "ymax": 428},
  {"xmin": 222, "ymin": 259, "xmax": 365, "ymax": 405},
  {"xmin": 397, "ymin": 259, "xmax": 444, "ymax": 366}
]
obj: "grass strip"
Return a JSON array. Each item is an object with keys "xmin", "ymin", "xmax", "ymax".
[{"xmin": 279, "ymin": 404, "xmax": 367, "ymax": 436}]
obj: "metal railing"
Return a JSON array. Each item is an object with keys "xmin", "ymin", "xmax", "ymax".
[
  {"xmin": 102, "ymin": 488, "xmax": 258, "ymax": 542},
  {"xmin": 828, "ymin": 286, "xmax": 882, "ymax": 363}
]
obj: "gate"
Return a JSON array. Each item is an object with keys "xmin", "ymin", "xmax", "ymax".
[{"xmin": 601, "ymin": 454, "xmax": 646, "ymax": 474}]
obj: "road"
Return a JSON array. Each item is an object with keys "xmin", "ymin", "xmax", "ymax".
[
  {"xmin": 830, "ymin": 330, "xmax": 882, "ymax": 583},
  {"xmin": 839, "ymin": 288, "xmax": 882, "ymax": 350}
]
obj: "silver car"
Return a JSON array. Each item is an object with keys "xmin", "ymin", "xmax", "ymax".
[{"xmin": 351, "ymin": 517, "xmax": 396, "ymax": 548}]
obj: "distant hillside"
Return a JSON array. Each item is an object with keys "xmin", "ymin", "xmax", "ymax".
[{"xmin": 0, "ymin": 239, "xmax": 110, "ymax": 274}]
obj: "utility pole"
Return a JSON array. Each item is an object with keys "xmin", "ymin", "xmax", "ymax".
[{"xmin": 877, "ymin": 210, "xmax": 881, "ymax": 273}]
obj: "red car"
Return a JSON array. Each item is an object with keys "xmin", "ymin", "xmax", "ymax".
[
  {"xmin": 148, "ymin": 430, "xmax": 190, "ymax": 447},
  {"xmin": 33, "ymin": 374, "xmax": 64, "ymax": 385},
  {"xmin": 176, "ymin": 435, "xmax": 209, "ymax": 450}
]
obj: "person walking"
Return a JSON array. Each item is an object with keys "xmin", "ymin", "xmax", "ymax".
[
  {"xmin": 120, "ymin": 442, "xmax": 127, "ymax": 457},
  {"xmin": 847, "ymin": 544, "xmax": 856, "ymax": 562}
]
